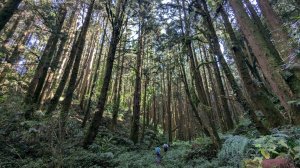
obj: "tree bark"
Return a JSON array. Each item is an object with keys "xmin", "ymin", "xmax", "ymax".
[
  {"xmin": 220, "ymin": 6, "xmax": 284, "ymax": 128},
  {"xmin": 0, "ymin": 0, "xmax": 22, "ymax": 31},
  {"xmin": 198, "ymin": 0, "xmax": 235, "ymax": 130},
  {"xmin": 83, "ymin": 0, "xmax": 128, "ymax": 148},
  {"xmin": 229, "ymin": 0, "xmax": 294, "ymax": 115},
  {"xmin": 130, "ymin": 13, "xmax": 144, "ymax": 144},
  {"xmin": 25, "ymin": 5, "xmax": 67, "ymax": 110},
  {"xmin": 59, "ymin": 0, "xmax": 95, "ymax": 134},
  {"xmin": 82, "ymin": 19, "xmax": 108, "ymax": 128},
  {"xmin": 167, "ymin": 68, "xmax": 172, "ymax": 143},
  {"xmin": 256, "ymin": 0, "xmax": 294, "ymax": 60},
  {"xmin": 111, "ymin": 28, "xmax": 126, "ymax": 130}
]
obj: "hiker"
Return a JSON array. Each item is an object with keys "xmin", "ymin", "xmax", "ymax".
[
  {"xmin": 155, "ymin": 146, "xmax": 162, "ymax": 164},
  {"xmin": 163, "ymin": 143, "xmax": 169, "ymax": 152}
]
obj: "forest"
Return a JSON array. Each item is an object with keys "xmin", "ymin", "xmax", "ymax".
[{"xmin": 0, "ymin": 0, "xmax": 299, "ymax": 167}]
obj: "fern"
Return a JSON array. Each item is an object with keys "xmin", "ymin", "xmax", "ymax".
[{"xmin": 218, "ymin": 135, "xmax": 251, "ymax": 168}]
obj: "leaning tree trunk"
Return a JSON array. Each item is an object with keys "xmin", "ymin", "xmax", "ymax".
[
  {"xmin": 220, "ymin": 6, "xmax": 284, "ymax": 128},
  {"xmin": 83, "ymin": 0, "xmax": 128, "ymax": 148},
  {"xmin": 178, "ymin": 0, "xmax": 220, "ymax": 148},
  {"xmin": 59, "ymin": 0, "xmax": 95, "ymax": 135},
  {"xmin": 199, "ymin": 0, "xmax": 236, "ymax": 131},
  {"xmin": 46, "ymin": 30, "xmax": 81, "ymax": 115},
  {"xmin": 82, "ymin": 19, "xmax": 108, "ymax": 128},
  {"xmin": 256, "ymin": 0, "xmax": 294, "ymax": 60},
  {"xmin": 37, "ymin": 35, "xmax": 67, "ymax": 108},
  {"xmin": 24, "ymin": 6, "xmax": 67, "ymax": 119},
  {"xmin": 0, "ymin": 0, "xmax": 22, "ymax": 31},
  {"xmin": 200, "ymin": 0, "xmax": 273, "ymax": 132},
  {"xmin": 255, "ymin": 0, "xmax": 300, "ymax": 103},
  {"xmin": 26, "ymin": 5, "xmax": 67, "ymax": 106},
  {"xmin": 229, "ymin": 0, "xmax": 294, "ymax": 117}
]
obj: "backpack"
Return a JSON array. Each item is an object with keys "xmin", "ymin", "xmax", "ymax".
[{"xmin": 155, "ymin": 147, "xmax": 160, "ymax": 154}]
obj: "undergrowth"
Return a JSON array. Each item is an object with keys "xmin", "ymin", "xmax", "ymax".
[{"xmin": 1, "ymin": 91, "xmax": 300, "ymax": 167}]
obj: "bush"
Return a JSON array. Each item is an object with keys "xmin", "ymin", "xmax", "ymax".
[
  {"xmin": 184, "ymin": 143, "xmax": 218, "ymax": 161},
  {"xmin": 63, "ymin": 148, "xmax": 116, "ymax": 167},
  {"xmin": 218, "ymin": 135, "xmax": 251, "ymax": 168}
]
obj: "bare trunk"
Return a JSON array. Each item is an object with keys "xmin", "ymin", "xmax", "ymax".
[
  {"xmin": 229, "ymin": 0, "xmax": 293, "ymax": 115},
  {"xmin": 83, "ymin": 0, "xmax": 127, "ymax": 148},
  {"xmin": 220, "ymin": 6, "xmax": 284, "ymax": 128},
  {"xmin": 82, "ymin": 19, "xmax": 108, "ymax": 128},
  {"xmin": 130, "ymin": 15, "xmax": 144, "ymax": 144},
  {"xmin": 0, "ymin": 0, "xmax": 22, "ymax": 31},
  {"xmin": 60, "ymin": 0, "xmax": 95, "ymax": 134}
]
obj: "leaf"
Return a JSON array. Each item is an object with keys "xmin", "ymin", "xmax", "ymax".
[
  {"xmin": 278, "ymin": 140, "xmax": 289, "ymax": 149},
  {"xmin": 269, "ymin": 149, "xmax": 279, "ymax": 155},
  {"xmin": 293, "ymin": 146, "xmax": 300, "ymax": 152},
  {"xmin": 295, "ymin": 153, "xmax": 300, "ymax": 159},
  {"xmin": 255, "ymin": 144, "xmax": 262, "ymax": 148},
  {"xmin": 260, "ymin": 149, "xmax": 270, "ymax": 159}
]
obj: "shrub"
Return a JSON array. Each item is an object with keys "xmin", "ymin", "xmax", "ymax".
[{"xmin": 218, "ymin": 135, "xmax": 251, "ymax": 168}]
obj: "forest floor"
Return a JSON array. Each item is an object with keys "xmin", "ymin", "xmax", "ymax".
[{"xmin": 1, "ymin": 91, "xmax": 300, "ymax": 168}]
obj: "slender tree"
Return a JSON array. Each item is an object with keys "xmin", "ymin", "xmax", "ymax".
[
  {"xmin": 83, "ymin": 0, "xmax": 128, "ymax": 148},
  {"xmin": 59, "ymin": 0, "xmax": 95, "ymax": 134},
  {"xmin": 228, "ymin": 0, "xmax": 294, "ymax": 116},
  {"xmin": 219, "ymin": 5, "xmax": 284, "ymax": 128},
  {"xmin": 82, "ymin": 19, "xmax": 108, "ymax": 128},
  {"xmin": 0, "ymin": 0, "xmax": 22, "ymax": 32}
]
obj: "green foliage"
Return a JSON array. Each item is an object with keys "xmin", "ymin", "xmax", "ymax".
[
  {"xmin": 217, "ymin": 135, "xmax": 251, "ymax": 168},
  {"xmin": 63, "ymin": 148, "xmax": 116, "ymax": 168},
  {"xmin": 93, "ymin": 136, "xmax": 114, "ymax": 152},
  {"xmin": 254, "ymin": 135, "xmax": 290, "ymax": 159},
  {"xmin": 288, "ymin": 99, "xmax": 300, "ymax": 106},
  {"xmin": 233, "ymin": 118, "xmax": 259, "ymax": 138},
  {"xmin": 113, "ymin": 141, "xmax": 191, "ymax": 168},
  {"xmin": 243, "ymin": 158, "xmax": 262, "ymax": 168},
  {"xmin": 184, "ymin": 137, "xmax": 217, "ymax": 161},
  {"xmin": 241, "ymin": 127, "xmax": 300, "ymax": 167}
]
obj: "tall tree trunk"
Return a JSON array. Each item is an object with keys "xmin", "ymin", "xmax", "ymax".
[
  {"xmin": 59, "ymin": 0, "xmax": 95, "ymax": 135},
  {"xmin": 256, "ymin": 0, "xmax": 295, "ymax": 60},
  {"xmin": 83, "ymin": 0, "xmax": 128, "ymax": 148},
  {"xmin": 203, "ymin": 48, "xmax": 225, "ymax": 131},
  {"xmin": 111, "ymin": 28, "xmax": 126, "ymax": 130},
  {"xmin": 229, "ymin": 0, "xmax": 294, "ymax": 116},
  {"xmin": 178, "ymin": 56, "xmax": 210, "ymax": 137},
  {"xmin": 130, "ymin": 14, "xmax": 144, "ymax": 144},
  {"xmin": 176, "ymin": 83, "xmax": 184, "ymax": 140},
  {"xmin": 112, "ymin": 42, "xmax": 126, "ymax": 130},
  {"xmin": 220, "ymin": 6, "xmax": 284, "ymax": 128},
  {"xmin": 0, "ymin": 15, "xmax": 32, "ymax": 84},
  {"xmin": 198, "ymin": 0, "xmax": 235, "ymax": 130},
  {"xmin": 167, "ymin": 68, "xmax": 172, "ymax": 143},
  {"xmin": 141, "ymin": 76, "xmax": 148, "ymax": 141},
  {"xmin": 153, "ymin": 92, "xmax": 157, "ymax": 130},
  {"xmin": 46, "ymin": 30, "xmax": 82, "ymax": 115},
  {"xmin": 178, "ymin": 0, "xmax": 219, "ymax": 147},
  {"xmin": 25, "ymin": 5, "xmax": 67, "ymax": 109},
  {"xmin": 82, "ymin": 19, "xmax": 108, "ymax": 128},
  {"xmin": 255, "ymin": 0, "xmax": 300, "ymax": 106},
  {"xmin": 37, "ymin": 35, "xmax": 67, "ymax": 108},
  {"xmin": 0, "ymin": 0, "xmax": 22, "ymax": 31}
]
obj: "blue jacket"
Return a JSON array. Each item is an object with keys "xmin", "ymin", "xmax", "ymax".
[{"xmin": 155, "ymin": 147, "xmax": 161, "ymax": 154}]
